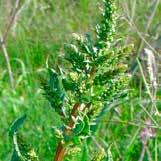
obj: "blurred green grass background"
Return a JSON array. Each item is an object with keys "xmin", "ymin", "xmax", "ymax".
[
  {"xmin": 0, "ymin": 0, "xmax": 161, "ymax": 160},
  {"xmin": 0, "ymin": 1, "xmax": 99, "ymax": 160}
]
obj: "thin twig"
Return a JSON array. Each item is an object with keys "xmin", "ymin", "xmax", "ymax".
[
  {"xmin": 123, "ymin": 13, "xmax": 158, "ymax": 55},
  {"xmin": 100, "ymin": 119, "xmax": 161, "ymax": 130},
  {"xmin": 3, "ymin": 0, "xmax": 21, "ymax": 42},
  {"xmin": 155, "ymin": 138, "xmax": 158, "ymax": 161},
  {"xmin": 130, "ymin": 0, "xmax": 136, "ymax": 23},
  {"xmin": 137, "ymin": 59, "xmax": 159, "ymax": 115},
  {"xmin": 0, "ymin": 0, "xmax": 21, "ymax": 89},
  {"xmin": 139, "ymin": 104, "xmax": 158, "ymax": 126},
  {"xmin": 138, "ymin": 140, "xmax": 147, "ymax": 161},
  {"xmin": 146, "ymin": 147, "xmax": 153, "ymax": 161},
  {"xmin": 0, "ymin": 37, "xmax": 14, "ymax": 89},
  {"xmin": 137, "ymin": 0, "xmax": 160, "ymax": 55},
  {"xmin": 121, "ymin": 0, "xmax": 160, "ymax": 56}
]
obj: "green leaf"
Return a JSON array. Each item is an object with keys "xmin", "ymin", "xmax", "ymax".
[
  {"xmin": 62, "ymin": 78, "xmax": 78, "ymax": 92},
  {"xmin": 43, "ymin": 68, "xmax": 65, "ymax": 114},
  {"xmin": 48, "ymin": 68, "xmax": 62, "ymax": 94},
  {"xmin": 72, "ymin": 136, "xmax": 81, "ymax": 145},
  {"xmin": 81, "ymin": 115, "xmax": 90, "ymax": 135},
  {"xmin": 10, "ymin": 149, "xmax": 21, "ymax": 161},
  {"xmin": 72, "ymin": 118, "xmax": 85, "ymax": 135},
  {"xmin": 9, "ymin": 114, "xmax": 26, "ymax": 137}
]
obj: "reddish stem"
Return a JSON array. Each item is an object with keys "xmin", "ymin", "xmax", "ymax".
[
  {"xmin": 53, "ymin": 142, "xmax": 65, "ymax": 161},
  {"xmin": 53, "ymin": 103, "xmax": 80, "ymax": 161}
]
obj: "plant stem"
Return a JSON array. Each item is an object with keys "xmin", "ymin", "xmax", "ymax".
[
  {"xmin": 0, "ymin": 0, "xmax": 21, "ymax": 89},
  {"xmin": 0, "ymin": 37, "xmax": 14, "ymax": 89},
  {"xmin": 138, "ymin": 140, "xmax": 147, "ymax": 161},
  {"xmin": 53, "ymin": 142, "xmax": 65, "ymax": 161},
  {"xmin": 53, "ymin": 64, "xmax": 95, "ymax": 161},
  {"xmin": 3, "ymin": 0, "xmax": 20, "ymax": 42},
  {"xmin": 53, "ymin": 103, "xmax": 80, "ymax": 161}
]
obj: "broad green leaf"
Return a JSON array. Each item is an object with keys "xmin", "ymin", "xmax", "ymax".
[{"xmin": 9, "ymin": 114, "xmax": 26, "ymax": 137}]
